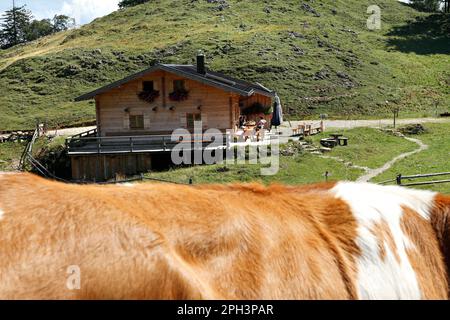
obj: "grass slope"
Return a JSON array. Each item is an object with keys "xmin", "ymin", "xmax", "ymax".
[
  {"xmin": 146, "ymin": 127, "xmax": 418, "ymax": 185},
  {"xmin": 372, "ymin": 122, "xmax": 450, "ymax": 193},
  {"xmin": 0, "ymin": 142, "xmax": 25, "ymax": 171},
  {"xmin": 0, "ymin": 0, "xmax": 449, "ymax": 130},
  {"xmin": 311, "ymin": 127, "xmax": 418, "ymax": 168}
]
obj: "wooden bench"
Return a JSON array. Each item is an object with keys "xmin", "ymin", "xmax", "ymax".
[
  {"xmin": 320, "ymin": 138, "xmax": 338, "ymax": 148},
  {"xmin": 292, "ymin": 122, "xmax": 324, "ymax": 137},
  {"xmin": 338, "ymin": 137, "xmax": 348, "ymax": 146}
]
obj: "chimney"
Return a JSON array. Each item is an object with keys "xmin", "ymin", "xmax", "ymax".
[{"xmin": 196, "ymin": 52, "xmax": 206, "ymax": 75}]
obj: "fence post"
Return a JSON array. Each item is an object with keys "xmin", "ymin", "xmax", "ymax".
[
  {"xmin": 396, "ymin": 174, "xmax": 402, "ymax": 186},
  {"xmin": 130, "ymin": 137, "xmax": 133, "ymax": 152}
]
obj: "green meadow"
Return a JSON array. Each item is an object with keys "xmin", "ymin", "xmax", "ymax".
[{"xmin": 0, "ymin": 0, "xmax": 449, "ymax": 130}]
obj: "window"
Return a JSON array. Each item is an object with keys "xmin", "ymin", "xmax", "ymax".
[
  {"xmin": 173, "ymin": 80, "xmax": 186, "ymax": 92},
  {"xmin": 129, "ymin": 115, "xmax": 144, "ymax": 130},
  {"xmin": 143, "ymin": 81, "xmax": 154, "ymax": 92},
  {"xmin": 186, "ymin": 113, "xmax": 201, "ymax": 130}
]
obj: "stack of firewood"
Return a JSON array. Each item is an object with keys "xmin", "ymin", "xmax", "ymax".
[{"xmin": 0, "ymin": 131, "xmax": 34, "ymax": 144}]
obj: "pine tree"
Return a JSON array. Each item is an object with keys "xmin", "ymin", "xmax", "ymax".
[{"xmin": 0, "ymin": 4, "xmax": 32, "ymax": 49}]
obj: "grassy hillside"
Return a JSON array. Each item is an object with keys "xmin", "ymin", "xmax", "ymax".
[
  {"xmin": 0, "ymin": 0, "xmax": 449, "ymax": 130},
  {"xmin": 145, "ymin": 125, "xmax": 449, "ymax": 193},
  {"xmin": 372, "ymin": 122, "xmax": 450, "ymax": 194},
  {"xmin": 146, "ymin": 127, "xmax": 418, "ymax": 184},
  {"xmin": 0, "ymin": 142, "xmax": 24, "ymax": 171}
]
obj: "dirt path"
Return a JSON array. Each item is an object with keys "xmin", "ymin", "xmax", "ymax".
[
  {"xmin": 317, "ymin": 136, "xmax": 429, "ymax": 183},
  {"xmin": 279, "ymin": 118, "xmax": 450, "ymax": 141},
  {"xmin": 357, "ymin": 137, "xmax": 428, "ymax": 182},
  {"xmin": 48, "ymin": 118, "xmax": 450, "ymax": 138},
  {"xmin": 46, "ymin": 126, "xmax": 96, "ymax": 137},
  {"xmin": 282, "ymin": 118, "xmax": 438, "ymax": 182},
  {"xmin": 323, "ymin": 118, "xmax": 450, "ymax": 129}
]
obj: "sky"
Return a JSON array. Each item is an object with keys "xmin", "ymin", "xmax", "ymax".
[{"xmin": 0, "ymin": 0, "xmax": 120, "ymax": 26}]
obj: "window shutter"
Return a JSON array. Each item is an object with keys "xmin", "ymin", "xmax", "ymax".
[
  {"xmin": 123, "ymin": 113, "xmax": 130, "ymax": 130},
  {"xmin": 202, "ymin": 113, "xmax": 208, "ymax": 129},
  {"xmin": 180, "ymin": 114, "xmax": 187, "ymax": 128},
  {"xmin": 144, "ymin": 113, "xmax": 150, "ymax": 129}
]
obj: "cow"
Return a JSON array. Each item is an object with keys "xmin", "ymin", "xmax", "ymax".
[{"xmin": 0, "ymin": 172, "xmax": 449, "ymax": 300}]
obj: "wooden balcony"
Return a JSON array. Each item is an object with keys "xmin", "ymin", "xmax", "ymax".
[{"xmin": 66, "ymin": 132, "xmax": 228, "ymax": 156}]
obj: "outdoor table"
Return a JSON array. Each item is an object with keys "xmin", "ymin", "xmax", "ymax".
[
  {"xmin": 329, "ymin": 134, "xmax": 349, "ymax": 146},
  {"xmin": 329, "ymin": 133, "xmax": 343, "ymax": 140}
]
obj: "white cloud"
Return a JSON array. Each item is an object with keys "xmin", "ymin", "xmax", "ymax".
[{"xmin": 60, "ymin": 0, "xmax": 120, "ymax": 25}]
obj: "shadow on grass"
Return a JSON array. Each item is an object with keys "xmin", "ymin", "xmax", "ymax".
[{"xmin": 386, "ymin": 13, "xmax": 450, "ymax": 55}]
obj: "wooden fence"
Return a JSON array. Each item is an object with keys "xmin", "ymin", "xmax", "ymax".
[
  {"xmin": 18, "ymin": 127, "xmax": 40, "ymax": 171},
  {"xmin": 65, "ymin": 132, "xmax": 228, "ymax": 155},
  {"xmin": 379, "ymin": 172, "xmax": 450, "ymax": 187}
]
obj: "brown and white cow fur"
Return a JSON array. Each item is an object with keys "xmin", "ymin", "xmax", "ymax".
[{"xmin": 0, "ymin": 172, "xmax": 450, "ymax": 300}]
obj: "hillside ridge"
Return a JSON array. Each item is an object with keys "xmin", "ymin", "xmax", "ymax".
[{"xmin": 0, "ymin": 0, "xmax": 448, "ymax": 130}]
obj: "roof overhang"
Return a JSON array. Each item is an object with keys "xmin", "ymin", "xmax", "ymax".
[{"xmin": 75, "ymin": 64, "xmax": 275, "ymax": 101}]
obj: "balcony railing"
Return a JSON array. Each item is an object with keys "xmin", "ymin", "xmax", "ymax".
[{"xmin": 66, "ymin": 133, "xmax": 228, "ymax": 155}]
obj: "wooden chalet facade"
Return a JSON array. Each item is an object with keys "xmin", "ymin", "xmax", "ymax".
[{"xmin": 69, "ymin": 54, "xmax": 276, "ymax": 181}]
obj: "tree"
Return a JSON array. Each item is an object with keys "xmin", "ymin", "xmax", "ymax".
[
  {"xmin": 0, "ymin": 5, "xmax": 32, "ymax": 49},
  {"xmin": 118, "ymin": 0, "xmax": 150, "ymax": 9},
  {"xmin": 410, "ymin": 0, "xmax": 441, "ymax": 12},
  {"xmin": 52, "ymin": 15, "xmax": 75, "ymax": 32},
  {"xmin": 0, "ymin": 5, "xmax": 75, "ymax": 49},
  {"xmin": 443, "ymin": 0, "xmax": 450, "ymax": 13},
  {"xmin": 26, "ymin": 19, "xmax": 53, "ymax": 41},
  {"xmin": 27, "ymin": 15, "xmax": 75, "ymax": 42}
]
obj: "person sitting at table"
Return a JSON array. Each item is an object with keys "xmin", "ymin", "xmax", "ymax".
[
  {"xmin": 256, "ymin": 117, "xmax": 267, "ymax": 141},
  {"xmin": 257, "ymin": 117, "xmax": 267, "ymax": 130}
]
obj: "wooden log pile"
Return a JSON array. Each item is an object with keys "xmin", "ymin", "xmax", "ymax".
[{"xmin": 0, "ymin": 131, "xmax": 35, "ymax": 144}]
